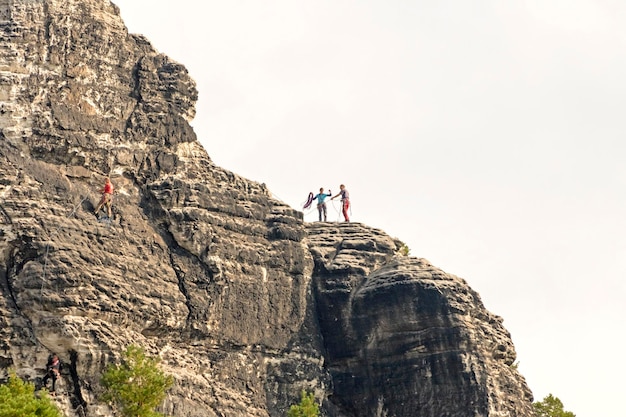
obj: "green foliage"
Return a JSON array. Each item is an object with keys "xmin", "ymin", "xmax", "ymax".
[
  {"xmin": 533, "ymin": 394, "xmax": 576, "ymax": 417},
  {"xmin": 398, "ymin": 244, "xmax": 410, "ymax": 256},
  {"xmin": 101, "ymin": 345, "xmax": 174, "ymax": 417},
  {"xmin": 287, "ymin": 390, "xmax": 319, "ymax": 417},
  {"xmin": 0, "ymin": 370, "xmax": 62, "ymax": 417}
]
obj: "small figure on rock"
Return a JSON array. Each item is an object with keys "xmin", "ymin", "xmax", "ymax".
[
  {"xmin": 42, "ymin": 353, "xmax": 61, "ymax": 394},
  {"xmin": 94, "ymin": 177, "xmax": 114, "ymax": 218},
  {"xmin": 313, "ymin": 187, "xmax": 332, "ymax": 222},
  {"xmin": 331, "ymin": 184, "xmax": 350, "ymax": 222}
]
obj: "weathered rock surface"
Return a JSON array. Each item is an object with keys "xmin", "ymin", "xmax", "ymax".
[
  {"xmin": 0, "ymin": 0, "xmax": 534, "ymax": 416},
  {"xmin": 307, "ymin": 223, "xmax": 533, "ymax": 416}
]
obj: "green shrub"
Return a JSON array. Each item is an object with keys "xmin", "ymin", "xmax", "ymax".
[
  {"xmin": 101, "ymin": 345, "xmax": 174, "ymax": 417},
  {"xmin": 0, "ymin": 370, "xmax": 62, "ymax": 417},
  {"xmin": 287, "ymin": 390, "xmax": 319, "ymax": 417}
]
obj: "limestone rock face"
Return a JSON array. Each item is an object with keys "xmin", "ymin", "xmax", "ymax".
[{"xmin": 0, "ymin": 1, "xmax": 533, "ymax": 416}]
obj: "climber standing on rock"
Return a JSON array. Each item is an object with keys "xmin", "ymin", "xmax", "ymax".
[
  {"xmin": 94, "ymin": 177, "xmax": 114, "ymax": 218},
  {"xmin": 331, "ymin": 184, "xmax": 350, "ymax": 222},
  {"xmin": 42, "ymin": 353, "xmax": 61, "ymax": 395},
  {"xmin": 313, "ymin": 187, "xmax": 332, "ymax": 222}
]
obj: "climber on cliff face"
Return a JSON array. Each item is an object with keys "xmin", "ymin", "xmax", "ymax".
[
  {"xmin": 42, "ymin": 353, "xmax": 61, "ymax": 394},
  {"xmin": 313, "ymin": 187, "xmax": 332, "ymax": 222},
  {"xmin": 331, "ymin": 184, "xmax": 350, "ymax": 222},
  {"xmin": 94, "ymin": 177, "xmax": 114, "ymax": 218}
]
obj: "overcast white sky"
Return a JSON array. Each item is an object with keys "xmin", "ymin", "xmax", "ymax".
[{"xmin": 112, "ymin": 1, "xmax": 626, "ymax": 415}]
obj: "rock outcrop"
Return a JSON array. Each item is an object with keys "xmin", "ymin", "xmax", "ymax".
[
  {"xmin": 0, "ymin": 0, "xmax": 534, "ymax": 416},
  {"xmin": 307, "ymin": 223, "xmax": 533, "ymax": 416}
]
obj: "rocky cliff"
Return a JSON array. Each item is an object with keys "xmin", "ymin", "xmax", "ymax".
[{"xmin": 0, "ymin": 1, "xmax": 534, "ymax": 416}]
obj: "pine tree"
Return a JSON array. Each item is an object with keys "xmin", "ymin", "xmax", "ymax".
[
  {"xmin": 287, "ymin": 390, "xmax": 319, "ymax": 417},
  {"xmin": 0, "ymin": 370, "xmax": 62, "ymax": 417},
  {"xmin": 101, "ymin": 345, "xmax": 174, "ymax": 417},
  {"xmin": 533, "ymin": 394, "xmax": 576, "ymax": 417}
]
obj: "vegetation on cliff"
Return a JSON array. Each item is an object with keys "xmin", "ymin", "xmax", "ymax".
[
  {"xmin": 101, "ymin": 345, "xmax": 173, "ymax": 417},
  {"xmin": 287, "ymin": 390, "xmax": 320, "ymax": 417},
  {"xmin": 0, "ymin": 371, "xmax": 62, "ymax": 417},
  {"xmin": 533, "ymin": 394, "xmax": 576, "ymax": 417}
]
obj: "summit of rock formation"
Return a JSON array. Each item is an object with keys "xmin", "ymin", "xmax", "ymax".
[{"xmin": 0, "ymin": 1, "xmax": 534, "ymax": 416}]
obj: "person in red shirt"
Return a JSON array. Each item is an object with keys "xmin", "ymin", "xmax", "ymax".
[
  {"xmin": 94, "ymin": 177, "xmax": 114, "ymax": 218},
  {"xmin": 331, "ymin": 184, "xmax": 350, "ymax": 222}
]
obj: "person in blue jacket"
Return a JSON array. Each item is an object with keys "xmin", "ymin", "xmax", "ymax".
[{"xmin": 313, "ymin": 187, "xmax": 332, "ymax": 221}]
